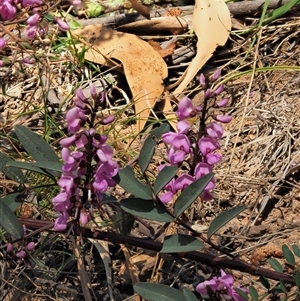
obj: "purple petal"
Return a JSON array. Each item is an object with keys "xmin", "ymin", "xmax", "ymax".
[
  {"xmin": 198, "ymin": 137, "xmax": 220, "ymax": 156},
  {"xmin": 177, "ymin": 97, "xmax": 193, "ymax": 120},
  {"xmin": 160, "ymin": 191, "xmax": 174, "ymax": 203},
  {"xmin": 216, "ymin": 98, "xmax": 229, "ymax": 108}
]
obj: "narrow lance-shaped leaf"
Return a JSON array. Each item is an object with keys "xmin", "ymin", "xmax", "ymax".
[
  {"xmin": 7, "ymin": 161, "xmax": 55, "ymax": 178},
  {"xmin": 282, "ymin": 244, "xmax": 295, "ymax": 266},
  {"xmin": 249, "ymin": 286, "xmax": 259, "ymax": 301},
  {"xmin": 154, "ymin": 165, "xmax": 178, "ymax": 195},
  {"xmin": 14, "ymin": 125, "xmax": 59, "ymax": 162},
  {"xmin": 0, "ymin": 201, "xmax": 23, "ymax": 239},
  {"xmin": 120, "ymin": 198, "xmax": 174, "ymax": 223},
  {"xmin": 0, "ymin": 152, "xmax": 25, "ymax": 183},
  {"xmin": 161, "ymin": 234, "xmax": 204, "ymax": 253},
  {"xmin": 134, "ymin": 283, "xmax": 184, "ymax": 301},
  {"xmin": 174, "ymin": 173, "xmax": 214, "ymax": 218},
  {"xmin": 207, "ymin": 205, "xmax": 246, "ymax": 239},
  {"xmin": 139, "ymin": 123, "xmax": 170, "ymax": 173},
  {"xmin": 115, "ymin": 166, "xmax": 152, "ymax": 200}
]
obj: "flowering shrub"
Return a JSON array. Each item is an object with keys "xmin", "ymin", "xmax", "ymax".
[{"xmin": 52, "ymin": 86, "xmax": 118, "ymax": 230}]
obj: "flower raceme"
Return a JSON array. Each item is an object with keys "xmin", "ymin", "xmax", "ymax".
[
  {"xmin": 52, "ymin": 86, "xmax": 118, "ymax": 231},
  {"xmin": 160, "ymin": 71, "xmax": 231, "ymax": 203}
]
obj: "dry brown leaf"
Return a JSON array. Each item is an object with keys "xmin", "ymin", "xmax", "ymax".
[
  {"xmin": 173, "ymin": 0, "xmax": 231, "ymax": 96},
  {"xmin": 72, "ymin": 24, "xmax": 168, "ymax": 134},
  {"xmin": 117, "ymin": 16, "xmax": 188, "ymax": 35}
]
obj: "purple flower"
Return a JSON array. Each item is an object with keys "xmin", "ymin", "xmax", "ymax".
[
  {"xmin": 54, "ymin": 212, "xmax": 69, "ymax": 231},
  {"xmin": 66, "ymin": 107, "xmax": 87, "ymax": 132},
  {"xmin": 175, "ymin": 174, "xmax": 194, "ymax": 190},
  {"xmin": 167, "ymin": 134, "xmax": 190, "ymax": 164},
  {"xmin": 177, "ymin": 97, "xmax": 193, "ymax": 120},
  {"xmin": 100, "ymin": 115, "xmax": 115, "ymax": 125},
  {"xmin": 177, "ymin": 97, "xmax": 202, "ymax": 120},
  {"xmin": 0, "ymin": 1, "xmax": 16, "ymax": 20},
  {"xmin": 198, "ymin": 137, "xmax": 220, "ymax": 156},
  {"xmin": 160, "ymin": 178, "xmax": 177, "ymax": 203},
  {"xmin": 196, "ymin": 270, "xmax": 248, "ymax": 301},
  {"xmin": 93, "ymin": 160, "xmax": 118, "ymax": 192},
  {"xmin": 205, "ymin": 153, "xmax": 222, "ymax": 165},
  {"xmin": 206, "ymin": 122, "xmax": 223, "ymax": 139}
]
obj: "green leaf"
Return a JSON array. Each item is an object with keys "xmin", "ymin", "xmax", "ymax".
[
  {"xmin": 183, "ymin": 288, "xmax": 198, "ymax": 301},
  {"xmin": 7, "ymin": 161, "xmax": 55, "ymax": 177},
  {"xmin": 0, "ymin": 152, "xmax": 25, "ymax": 183},
  {"xmin": 2, "ymin": 193, "xmax": 23, "ymax": 212},
  {"xmin": 116, "ymin": 207, "xmax": 135, "ymax": 235},
  {"xmin": 267, "ymin": 258, "xmax": 283, "ymax": 272},
  {"xmin": 282, "ymin": 244, "xmax": 295, "ymax": 266},
  {"xmin": 120, "ymin": 198, "xmax": 174, "ymax": 222},
  {"xmin": 154, "ymin": 165, "xmax": 178, "ymax": 195},
  {"xmin": 33, "ymin": 161, "xmax": 63, "ymax": 172},
  {"xmin": 295, "ymin": 267, "xmax": 300, "ymax": 289},
  {"xmin": 259, "ymin": 276, "xmax": 270, "ymax": 290},
  {"xmin": 115, "ymin": 166, "xmax": 152, "ymax": 200},
  {"xmin": 174, "ymin": 173, "xmax": 214, "ymax": 218},
  {"xmin": 161, "ymin": 234, "xmax": 204, "ymax": 253},
  {"xmin": 0, "ymin": 201, "xmax": 23, "ymax": 238},
  {"xmin": 134, "ymin": 283, "xmax": 184, "ymax": 301},
  {"xmin": 279, "ymin": 280, "xmax": 287, "ymax": 293},
  {"xmin": 207, "ymin": 205, "xmax": 246, "ymax": 239},
  {"xmin": 234, "ymin": 288, "xmax": 249, "ymax": 301},
  {"xmin": 14, "ymin": 125, "xmax": 60, "ymax": 176},
  {"xmin": 138, "ymin": 124, "xmax": 170, "ymax": 173},
  {"xmin": 292, "ymin": 244, "xmax": 300, "ymax": 258},
  {"xmin": 249, "ymin": 286, "xmax": 259, "ymax": 301}
]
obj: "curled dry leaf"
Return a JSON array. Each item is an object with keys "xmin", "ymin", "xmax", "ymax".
[
  {"xmin": 172, "ymin": 0, "xmax": 232, "ymax": 96},
  {"xmin": 71, "ymin": 24, "xmax": 168, "ymax": 134}
]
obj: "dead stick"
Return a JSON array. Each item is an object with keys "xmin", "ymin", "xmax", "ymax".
[{"xmin": 18, "ymin": 218, "xmax": 295, "ymax": 285}]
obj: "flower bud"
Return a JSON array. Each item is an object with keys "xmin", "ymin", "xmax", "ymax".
[
  {"xmin": 16, "ymin": 250, "xmax": 26, "ymax": 259},
  {"xmin": 214, "ymin": 84, "xmax": 224, "ymax": 96},
  {"xmin": 100, "ymin": 115, "xmax": 115, "ymax": 125},
  {"xmin": 56, "ymin": 18, "xmax": 70, "ymax": 31},
  {"xmin": 205, "ymin": 89, "xmax": 211, "ymax": 100},
  {"xmin": 79, "ymin": 209, "xmax": 89, "ymax": 226},
  {"xmin": 26, "ymin": 242, "xmax": 35, "ymax": 251},
  {"xmin": 27, "ymin": 13, "xmax": 39, "ymax": 26},
  {"xmin": 6, "ymin": 243, "xmax": 14, "ymax": 253},
  {"xmin": 215, "ymin": 98, "xmax": 229, "ymax": 108},
  {"xmin": 214, "ymin": 115, "xmax": 232, "ymax": 123},
  {"xmin": 211, "ymin": 69, "xmax": 221, "ymax": 81},
  {"xmin": 199, "ymin": 73, "xmax": 206, "ymax": 87},
  {"xmin": 0, "ymin": 38, "xmax": 6, "ymax": 49}
]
